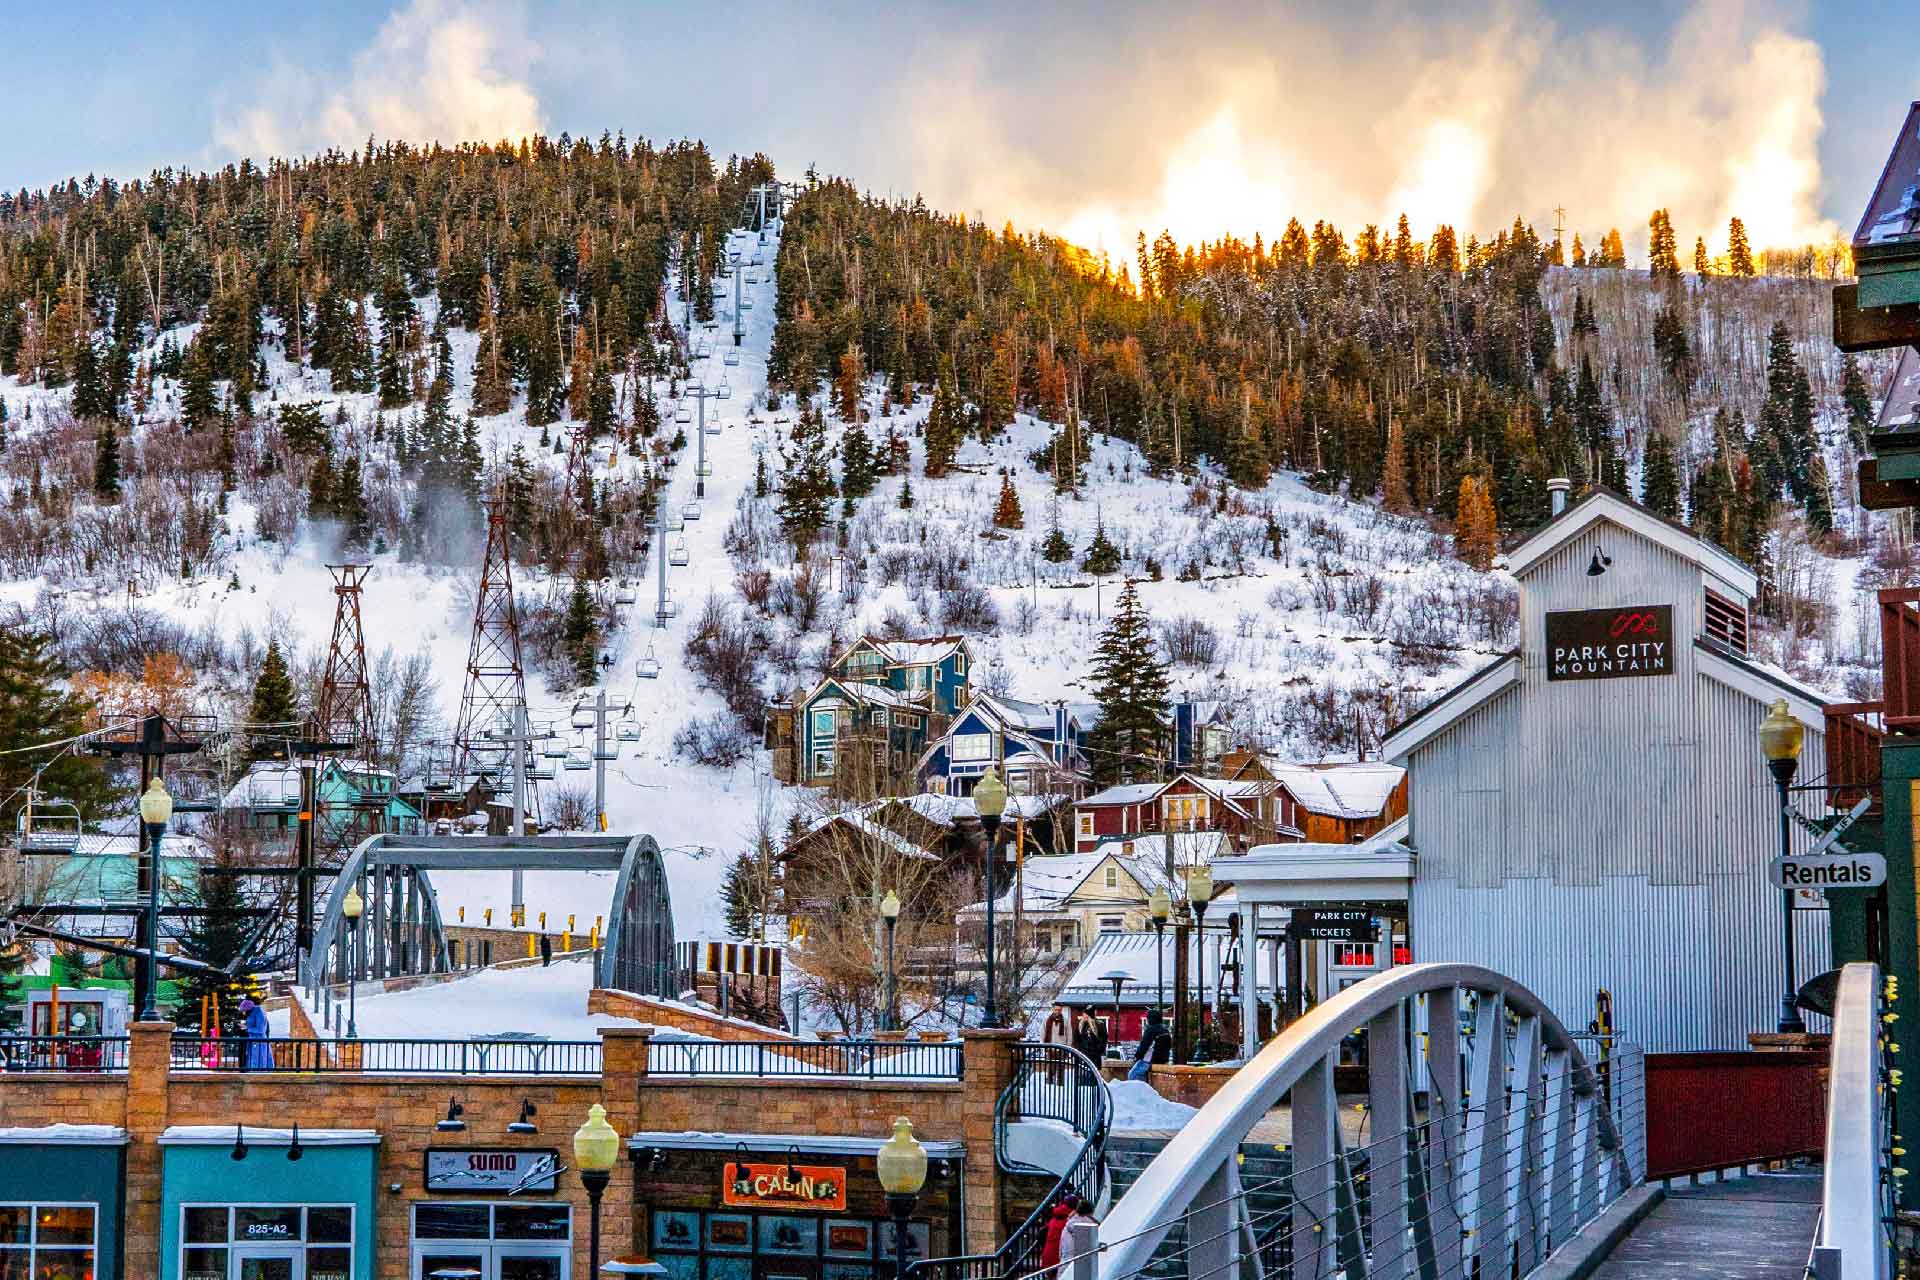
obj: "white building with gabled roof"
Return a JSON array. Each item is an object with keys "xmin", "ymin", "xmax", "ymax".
[{"xmin": 1382, "ymin": 486, "xmax": 1832, "ymax": 1052}]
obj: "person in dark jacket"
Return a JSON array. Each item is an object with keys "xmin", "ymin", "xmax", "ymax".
[
  {"xmin": 1128, "ymin": 1011, "xmax": 1171, "ymax": 1082},
  {"xmin": 1040, "ymin": 1193, "xmax": 1080, "ymax": 1270},
  {"xmin": 1071, "ymin": 1011, "xmax": 1106, "ymax": 1063}
]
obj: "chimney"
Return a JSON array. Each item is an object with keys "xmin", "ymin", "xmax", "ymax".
[{"xmin": 1547, "ymin": 477, "xmax": 1571, "ymax": 517}]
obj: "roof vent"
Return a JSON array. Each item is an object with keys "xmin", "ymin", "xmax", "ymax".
[{"xmin": 1547, "ymin": 477, "xmax": 1571, "ymax": 516}]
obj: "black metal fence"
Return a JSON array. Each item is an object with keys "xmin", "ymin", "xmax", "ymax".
[
  {"xmin": 0, "ymin": 1035, "xmax": 130, "ymax": 1074},
  {"xmin": 168, "ymin": 1035, "xmax": 604, "ymax": 1075},
  {"xmin": 648, "ymin": 1038, "xmax": 963, "ymax": 1079}
]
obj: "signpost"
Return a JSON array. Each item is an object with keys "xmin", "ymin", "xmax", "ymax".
[
  {"xmin": 1767, "ymin": 853, "xmax": 1887, "ymax": 891},
  {"xmin": 1544, "ymin": 605, "xmax": 1675, "ymax": 681}
]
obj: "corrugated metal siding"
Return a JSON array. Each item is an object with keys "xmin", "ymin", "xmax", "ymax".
[{"xmin": 1405, "ymin": 514, "xmax": 1832, "ymax": 1052}]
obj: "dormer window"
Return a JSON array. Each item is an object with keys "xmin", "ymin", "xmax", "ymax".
[{"xmin": 1704, "ymin": 589, "xmax": 1749, "ymax": 655}]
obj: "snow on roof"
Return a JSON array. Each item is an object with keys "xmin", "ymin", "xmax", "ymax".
[
  {"xmin": 1057, "ymin": 930, "xmax": 1279, "ymax": 1001},
  {"xmin": 797, "ymin": 808, "xmax": 942, "ymax": 860},
  {"xmin": 1266, "ymin": 762, "xmax": 1405, "ymax": 819},
  {"xmin": 1080, "ymin": 782, "xmax": 1164, "ymax": 807},
  {"xmin": 160, "ymin": 1127, "xmax": 376, "ymax": 1146},
  {"xmin": 0, "ymin": 1124, "xmax": 127, "ymax": 1145},
  {"xmin": 300, "ymin": 953, "xmax": 643, "ymax": 1041},
  {"xmin": 870, "ymin": 636, "xmax": 965, "ymax": 666},
  {"xmin": 1088, "ymin": 831, "xmax": 1234, "ymax": 866},
  {"xmin": 959, "ymin": 847, "xmax": 1169, "ymax": 915},
  {"xmin": 819, "ymin": 679, "xmax": 920, "ymax": 710},
  {"xmin": 222, "ymin": 761, "xmax": 302, "ymax": 810}
]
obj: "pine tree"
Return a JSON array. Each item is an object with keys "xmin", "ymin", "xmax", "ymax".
[
  {"xmin": 1574, "ymin": 356, "xmax": 1616, "ymax": 485},
  {"xmin": 1571, "ymin": 233, "xmax": 1587, "ymax": 268},
  {"xmin": 93, "ymin": 421, "xmax": 121, "ymax": 499},
  {"xmin": 71, "ymin": 334, "xmax": 111, "ymax": 419},
  {"xmin": 1842, "ymin": 354, "xmax": 1875, "ymax": 452},
  {"xmin": 840, "ymin": 422, "xmax": 877, "ymax": 499},
  {"xmin": 170, "ymin": 847, "xmax": 258, "ymax": 1035},
  {"xmin": 1083, "ymin": 581, "xmax": 1171, "ymax": 787},
  {"xmin": 1728, "ymin": 217, "xmax": 1755, "ymax": 276},
  {"xmin": 1693, "ymin": 237, "xmax": 1711, "ymax": 276},
  {"xmin": 336, "ymin": 452, "xmax": 371, "ymax": 548},
  {"xmin": 835, "ymin": 343, "xmax": 865, "ymax": 422},
  {"xmin": 992, "ymin": 472, "xmax": 1024, "ymax": 529},
  {"xmin": 924, "ymin": 359, "xmax": 962, "ymax": 477},
  {"xmin": 721, "ymin": 846, "xmax": 772, "ymax": 940},
  {"xmin": 754, "ymin": 453, "xmax": 770, "ymax": 499},
  {"xmin": 978, "ymin": 337, "xmax": 1016, "ymax": 437},
  {"xmin": 1454, "ymin": 474, "xmax": 1498, "ymax": 570},
  {"xmin": 471, "ymin": 276, "xmax": 513, "ymax": 416},
  {"xmin": 376, "ymin": 275, "xmax": 415, "ymax": 408},
  {"xmin": 246, "ymin": 639, "xmax": 298, "ymax": 759},
  {"xmin": 1382, "ymin": 419, "xmax": 1411, "ymax": 512},
  {"xmin": 1804, "ymin": 453, "xmax": 1835, "ymax": 535},
  {"xmin": 1648, "ymin": 209, "xmax": 1680, "ymax": 279},
  {"xmin": 778, "ymin": 404, "xmax": 835, "ymax": 545},
  {"xmin": 897, "ymin": 477, "xmax": 915, "ymax": 510},
  {"xmin": 0, "ymin": 939, "xmax": 28, "ymax": 1031},
  {"xmin": 1642, "ymin": 430, "xmax": 1681, "ymax": 517},
  {"xmin": 1082, "ymin": 514, "xmax": 1121, "ymax": 575},
  {"xmin": 0, "ymin": 627, "xmax": 111, "ymax": 827},
  {"xmin": 1652, "ymin": 303, "xmax": 1693, "ymax": 394},
  {"xmin": 564, "ymin": 576, "xmax": 599, "ymax": 686},
  {"xmin": 1040, "ymin": 501, "xmax": 1073, "ymax": 563},
  {"xmin": 181, "ymin": 340, "xmax": 219, "ymax": 435}
]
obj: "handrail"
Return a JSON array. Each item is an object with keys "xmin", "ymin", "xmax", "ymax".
[
  {"xmin": 1815, "ymin": 962, "xmax": 1892, "ymax": 1280},
  {"xmin": 1096, "ymin": 961, "xmax": 1633, "ymax": 1280},
  {"xmin": 909, "ymin": 1042, "xmax": 1110, "ymax": 1280}
]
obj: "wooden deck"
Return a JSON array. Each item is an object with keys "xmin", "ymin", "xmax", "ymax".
[{"xmin": 1590, "ymin": 1168, "xmax": 1822, "ymax": 1279}]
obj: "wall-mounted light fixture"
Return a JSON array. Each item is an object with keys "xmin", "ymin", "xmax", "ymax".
[
  {"xmin": 436, "ymin": 1098, "xmax": 467, "ymax": 1132},
  {"xmin": 508, "ymin": 1100, "xmax": 538, "ymax": 1135},
  {"xmin": 230, "ymin": 1125, "xmax": 248, "ymax": 1162},
  {"xmin": 287, "ymin": 1123, "xmax": 303, "ymax": 1163}
]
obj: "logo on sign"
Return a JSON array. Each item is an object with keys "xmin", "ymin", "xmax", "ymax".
[
  {"xmin": 722, "ymin": 1162, "xmax": 848, "ymax": 1212},
  {"xmin": 424, "ymin": 1148, "xmax": 559, "ymax": 1193},
  {"xmin": 1544, "ymin": 605, "xmax": 1675, "ymax": 681}
]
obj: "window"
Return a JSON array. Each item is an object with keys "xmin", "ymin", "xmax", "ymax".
[
  {"xmin": 872, "ymin": 710, "xmax": 889, "ymax": 727},
  {"xmin": 180, "ymin": 1204, "xmax": 353, "ymax": 1280},
  {"xmin": 1704, "ymin": 589, "xmax": 1749, "ymax": 655},
  {"xmin": 812, "ymin": 750, "xmax": 836, "ymax": 778},
  {"xmin": 953, "ymin": 733, "xmax": 993, "ymax": 762},
  {"xmin": 1103, "ymin": 865, "xmax": 1118, "ymax": 889},
  {"xmin": 651, "ymin": 1207, "xmax": 927, "ymax": 1280},
  {"xmin": 413, "ymin": 1202, "xmax": 571, "ymax": 1278},
  {"xmin": 1164, "ymin": 795, "xmax": 1208, "ymax": 829},
  {"xmin": 811, "ymin": 707, "xmax": 839, "ymax": 741},
  {"xmin": 1077, "ymin": 815, "xmax": 1094, "ymax": 839},
  {"xmin": 1060, "ymin": 922, "xmax": 1078, "ymax": 949},
  {"xmin": 0, "ymin": 1203, "xmax": 97, "ymax": 1280},
  {"xmin": 1097, "ymin": 916, "xmax": 1125, "ymax": 934}
]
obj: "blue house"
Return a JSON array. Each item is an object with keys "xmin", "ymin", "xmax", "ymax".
[
  {"xmin": 783, "ymin": 636, "xmax": 973, "ymax": 785},
  {"xmin": 222, "ymin": 759, "xmax": 425, "ymax": 845},
  {"xmin": 914, "ymin": 693, "xmax": 1101, "ymax": 798}
]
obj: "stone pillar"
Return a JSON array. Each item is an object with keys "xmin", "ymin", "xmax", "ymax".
[
  {"xmin": 599, "ymin": 1025, "xmax": 655, "ymax": 1264},
  {"xmin": 124, "ymin": 1020, "xmax": 174, "ymax": 1280},
  {"xmin": 959, "ymin": 1028, "xmax": 1020, "ymax": 1254}
]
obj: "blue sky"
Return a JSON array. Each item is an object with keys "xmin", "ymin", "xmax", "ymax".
[{"xmin": 9, "ymin": 1, "xmax": 1915, "ymax": 253}]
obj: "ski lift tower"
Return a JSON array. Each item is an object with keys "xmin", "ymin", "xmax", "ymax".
[
  {"xmin": 688, "ymin": 383, "xmax": 717, "ymax": 497},
  {"xmin": 733, "ymin": 258, "xmax": 745, "ymax": 347}
]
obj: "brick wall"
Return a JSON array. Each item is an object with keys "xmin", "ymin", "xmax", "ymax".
[
  {"xmin": 1, "ymin": 1021, "xmax": 1015, "ymax": 1277},
  {"xmin": 589, "ymin": 989, "xmax": 798, "ymax": 1043}
]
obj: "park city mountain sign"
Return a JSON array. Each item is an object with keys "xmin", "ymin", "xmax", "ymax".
[{"xmin": 1545, "ymin": 605, "xmax": 1674, "ymax": 681}]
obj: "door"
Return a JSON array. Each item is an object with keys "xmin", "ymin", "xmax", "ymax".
[
  {"xmin": 495, "ymin": 1247, "xmax": 568, "ymax": 1280},
  {"xmin": 416, "ymin": 1249, "xmax": 486, "ymax": 1280},
  {"xmin": 232, "ymin": 1245, "xmax": 303, "ymax": 1280}
]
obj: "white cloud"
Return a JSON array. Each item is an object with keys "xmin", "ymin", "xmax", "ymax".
[{"xmin": 214, "ymin": 0, "xmax": 543, "ymax": 160}]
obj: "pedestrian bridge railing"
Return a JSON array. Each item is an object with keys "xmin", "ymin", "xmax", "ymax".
[
  {"xmin": 1812, "ymin": 962, "xmax": 1895, "ymax": 1280},
  {"xmin": 1087, "ymin": 962, "xmax": 1641, "ymax": 1280}
]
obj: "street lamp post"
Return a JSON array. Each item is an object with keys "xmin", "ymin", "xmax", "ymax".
[
  {"xmin": 880, "ymin": 890, "xmax": 902, "ymax": 1032},
  {"xmin": 136, "ymin": 778, "xmax": 173, "ymax": 1023},
  {"xmin": 1148, "ymin": 887, "xmax": 1171, "ymax": 1023},
  {"xmin": 1185, "ymin": 864, "xmax": 1214, "ymax": 1065},
  {"xmin": 1759, "ymin": 699, "xmax": 1808, "ymax": 1035},
  {"xmin": 972, "ymin": 770, "xmax": 1008, "ymax": 1027},
  {"xmin": 1102, "ymin": 971, "xmax": 1130, "ymax": 1048},
  {"xmin": 341, "ymin": 883, "xmax": 364, "ymax": 1039},
  {"xmin": 575, "ymin": 1103, "xmax": 622, "ymax": 1277},
  {"xmin": 876, "ymin": 1116, "xmax": 928, "ymax": 1280}
]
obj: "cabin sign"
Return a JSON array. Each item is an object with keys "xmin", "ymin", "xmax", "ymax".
[{"xmin": 1545, "ymin": 605, "xmax": 1675, "ymax": 681}]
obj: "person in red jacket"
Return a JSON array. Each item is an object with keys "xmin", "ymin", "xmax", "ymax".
[{"xmin": 1040, "ymin": 1193, "xmax": 1080, "ymax": 1270}]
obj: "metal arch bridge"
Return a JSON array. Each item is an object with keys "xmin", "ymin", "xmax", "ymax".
[
  {"xmin": 1067, "ymin": 961, "xmax": 1893, "ymax": 1280},
  {"xmin": 300, "ymin": 834, "xmax": 676, "ymax": 999}
]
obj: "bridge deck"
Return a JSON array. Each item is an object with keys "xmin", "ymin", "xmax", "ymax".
[{"xmin": 1590, "ymin": 1168, "xmax": 1821, "ymax": 1279}]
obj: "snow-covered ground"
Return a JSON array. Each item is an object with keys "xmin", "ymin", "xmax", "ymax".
[
  {"xmin": 1105, "ymin": 1080, "xmax": 1199, "ymax": 1132},
  {"xmin": 289, "ymin": 952, "xmax": 638, "ymax": 1040}
]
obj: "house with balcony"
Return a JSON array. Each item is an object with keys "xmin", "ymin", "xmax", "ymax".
[
  {"xmin": 1217, "ymin": 757, "xmax": 1409, "ymax": 844},
  {"xmin": 767, "ymin": 635, "xmax": 972, "ymax": 785},
  {"xmin": 913, "ymin": 693, "xmax": 1101, "ymax": 798},
  {"xmin": 221, "ymin": 758, "xmax": 424, "ymax": 846},
  {"xmin": 1071, "ymin": 773, "xmax": 1295, "ymax": 852}
]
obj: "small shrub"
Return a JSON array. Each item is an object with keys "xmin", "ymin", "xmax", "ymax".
[{"xmin": 674, "ymin": 713, "xmax": 751, "ymax": 767}]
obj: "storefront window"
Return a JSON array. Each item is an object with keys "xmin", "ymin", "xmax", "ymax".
[
  {"xmin": 0, "ymin": 1204, "xmax": 97, "ymax": 1280},
  {"xmin": 177, "ymin": 1205, "xmax": 354, "ymax": 1280},
  {"xmin": 411, "ymin": 1203, "xmax": 571, "ymax": 1280},
  {"xmin": 655, "ymin": 1209, "xmax": 928, "ymax": 1280}
]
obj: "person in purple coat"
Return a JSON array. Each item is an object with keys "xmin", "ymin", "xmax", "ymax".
[{"xmin": 238, "ymin": 996, "xmax": 273, "ymax": 1071}]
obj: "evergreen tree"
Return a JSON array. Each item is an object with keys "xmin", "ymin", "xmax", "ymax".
[
  {"xmin": 71, "ymin": 334, "xmax": 110, "ymax": 419},
  {"xmin": 1083, "ymin": 581, "xmax": 1171, "ymax": 787},
  {"xmin": 0, "ymin": 939, "xmax": 28, "ymax": 1031},
  {"xmin": 0, "ymin": 627, "xmax": 111, "ymax": 827},
  {"xmin": 924, "ymin": 359, "xmax": 962, "ymax": 477},
  {"xmin": 170, "ymin": 847, "xmax": 257, "ymax": 1036},
  {"xmin": 1648, "ymin": 209, "xmax": 1680, "ymax": 279},
  {"xmin": 1842, "ymin": 354, "xmax": 1875, "ymax": 453},
  {"xmin": 992, "ymin": 472, "xmax": 1024, "ymax": 529},
  {"xmin": 1728, "ymin": 217, "xmax": 1755, "ymax": 277},
  {"xmin": 754, "ymin": 453, "xmax": 770, "ymax": 499},
  {"xmin": 246, "ymin": 639, "xmax": 298, "ymax": 759},
  {"xmin": 1454, "ymin": 474, "xmax": 1498, "ymax": 570},
  {"xmin": 1642, "ymin": 430, "xmax": 1681, "ymax": 517},
  {"xmin": 181, "ymin": 340, "xmax": 219, "ymax": 435},
  {"xmin": 777, "ymin": 404, "xmax": 835, "ymax": 545},
  {"xmin": 1382, "ymin": 419, "xmax": 1411, "ymax": 512},
  {"xmin": 376, "ymin": 275, "xmax": 415, "ymax": 408},
  {"xmin": 564, "ymin": 576, "xmax": 599, "ymax": 686},
  {"xmin": 721, "ymin": 846, "xmax": 772, "ymax": 940},
  {"xmin": 1574, "ymin": 356, "xmax": 1617, "ymax": 485},
  {"xmin": 1652, "ymin": 303, "xmax": 1693, "ymax": 395},
  {"xmin": 977, "ymin": 338, "xmax": 1016, "ymax": 437},
  {"xmin": 835, "ymin": 343, "xmax": 865, "ymax": 422},
  {"xmin": 93, "ymin": 421, "xmax": 121, "ymax": 499},
  {"xmin": 588, "ymin": 358, "xmax": 616, "ymax": 437},
  {"xmin": 897, "ymin": 477, "xmax": 914, "ymax": 510},
  {"xmin": 335, "ymin": 452, "xmax": 371, "ymax": 548},
  {"xmin": 470, "ymin": 277, "xmax": 513, "ymax": 416},
  {"xmin": 1693, "ymin": 237, "xmax": 1711, "ymax": 275},
  {"xmin": 840, "ymin": 422, "xmax": 877, "ymax": 499},
  {"xmin": 1040, "ymin": 501, "xmax": 1073, "ymax": 563},
  {"xmin": 1081, "ymin": 514, "xmax": 1121, "ymax": 575},
  {"xmin": 1804, "ymin": 453, "xmax": 1835, "ymax": 535}
]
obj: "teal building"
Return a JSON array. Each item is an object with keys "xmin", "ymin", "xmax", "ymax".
[
  {"xmin": 160, "ymin": 1128, "xmax": 378, "ymax": 1280},
  {"xmin": 0, "ymin": 1126, "xmax": 128, "ymax": 1280}
]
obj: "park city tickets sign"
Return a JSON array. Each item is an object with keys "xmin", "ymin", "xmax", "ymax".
[
  {"xmin": 723, "ymin": 1162, "xmax": 849, "ymax": 1211},
  {"xmin": 1545, "ymin": 605, "xmax": 1674, "ymax": 681}
]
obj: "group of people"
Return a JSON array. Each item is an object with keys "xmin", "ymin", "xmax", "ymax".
[
  {"xmin": 1040, "ymin": 1192, "xmax": 1098, "ymax": 1272},
  {"xmin": 1071, "ymin": 1008, "xmax": 1171, "ymax": 1082}
]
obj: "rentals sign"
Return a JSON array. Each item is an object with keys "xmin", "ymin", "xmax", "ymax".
[
  {"xmin": 1545, "ymin": 605, "xmax": 1674, "ymax": 681},
  {"xmin": 1767, "ymin": 853, "xmax": 1887, "ymax": 890}
]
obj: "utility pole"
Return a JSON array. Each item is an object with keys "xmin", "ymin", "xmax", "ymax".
[
  {"xmin": 283, "ymin": 725, "xmax": 355, "ymax": 962},
  {"xmin": 733, "ymin": 257, "xmax": 745, "ymax": 347},
  {"xmin": 506, "ymin": 702, "xmax": 531, "ymax": 922},
  {"xmin": 690, "ymin": 383, "xmax": 716, "ymax": 498},
  {"xmin": 88, "ymin": 714, "xmax": 204, "ymax": 1011}
]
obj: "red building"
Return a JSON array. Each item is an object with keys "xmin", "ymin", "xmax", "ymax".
[{"xmin": 1072, "ymin": 774, "xmax": 1296, "ymax": 852}]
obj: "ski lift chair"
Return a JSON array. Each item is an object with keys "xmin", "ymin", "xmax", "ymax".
[
  {"xmin": 696, "ymin": 461, "xmax": 713, "ymax": 478},
  {"xmin": 528, "ymin": 762, "xmax": 557, "ymax": 781},
  {"xmin": 618, "ymin": 713, "xmax": 644, "ymax": 734},
  {"xmin": 614, "ymin": 582, "xmax": 637, "ymax": 605},
  {"xmin": 669, "ymin": 538, "xmax": 691, "ymax": 566},
  {"xmin": 704, "ymin": 419, "xmax": 723, "ymax": 436},
  {"xmin": 564, "ymin": 753, "xmax": 590, "ymax": 772},
  {"xmin": 541, "ymin": 738, "xmax": 567, "ymax": 759},
  {"xmin": 683, "ymin": 501, "xmax": 702, "ymax": 521},
  {"xmin": 716, "ymin": 380, "xmax": 732, "ymax": 400},
  {"xmin": 675, "ymin": 406, "xmax": 693, "ymax": 424},
  {"xmin": 725, "ymin": 350, "xmax": 741, "ymax": 366},
  {"xmin": 572, "ymin": 703, "xmax": 596, "ymax": 730},
  {"xmin": 17, "ymin": 802, "xmax": 83, "ymax": 854}
]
